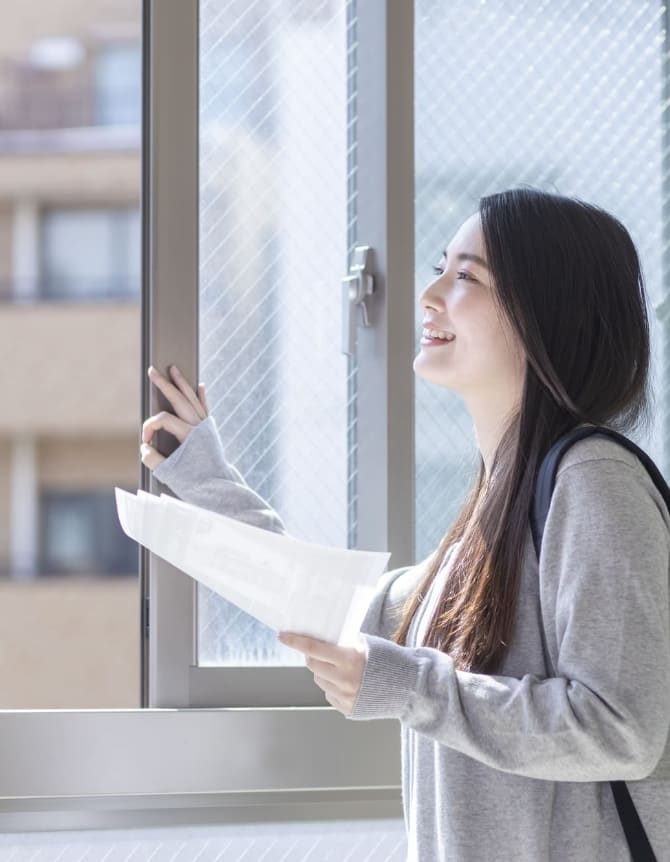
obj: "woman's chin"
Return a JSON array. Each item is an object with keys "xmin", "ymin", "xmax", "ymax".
[{"xmin": 413, "ymin": 358, "xmax": 454, "ymax": 388}]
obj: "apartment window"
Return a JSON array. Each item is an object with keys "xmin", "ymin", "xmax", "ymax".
[
  {"xmin": 39, "ymin": 489, "xmax": 138, "ymax": 576},
  {"xmin": 93, "ymin": 42, "xmax": 142, "ymax": 127},
  {"xmin": 41, "ymin": 207, "xmax": 140, "ymax": 300}
]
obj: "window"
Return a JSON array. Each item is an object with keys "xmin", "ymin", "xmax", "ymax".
[
  {"xmin": 413, "ymin": 0, "xmax": 668, "ymax": 564},
  {"xmin": 40, "ymin": 207, "xmax": 140, "ymax": 300},
  {"xmin": 94, "ymin": 42, "xmax": 142, "ymax": 127},
  {"xmin": 6, "ymin": 0, "xmax": 667, "ymax": 844},
  {"xmin": 39, "ymin": 489, "xmax": 138, "ymax": 576}
]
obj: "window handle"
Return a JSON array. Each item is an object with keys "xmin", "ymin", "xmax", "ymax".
[{"xmin": 341, "ymin": 245, "xmax": 375, "ymax": 355}]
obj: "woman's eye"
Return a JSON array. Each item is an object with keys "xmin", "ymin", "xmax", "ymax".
[{"xmin": 431, "ymin": 265, "xmax": 475, "ymax": 282}]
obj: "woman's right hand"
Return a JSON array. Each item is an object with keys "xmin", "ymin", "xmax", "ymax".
[{"xmin": 140, "ymin": 365, "xmax": 210, "ymax": 471}]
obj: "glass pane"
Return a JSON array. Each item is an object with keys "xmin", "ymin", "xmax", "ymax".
[
  {"xmin": 42, "ymin": 209, "xmax": 115, "ymax": 298},
  {"xmin": 42, "ymin": 493, "xmax": 96, "ymax": 570},
  {"xmin": 42, "ymin": 207, "xmax": 140, "ymax": 299},
  {"xmin": 94, "ymin": 43, "xmax": 142, "ymax": 126},
  {"xmin": 0, "ymin": 820, "xmax": 407, "ymax": 860},
  {"xmin": 198, "ymin": 0, "xmax": 354, "ymax": 665},
  {"xmin": 40, "ymin": 490, "xmax": 138, "ymax": 576},
  {"xmin": 414, "ymin": 0, "xmax": 667, "ymax": 559}
]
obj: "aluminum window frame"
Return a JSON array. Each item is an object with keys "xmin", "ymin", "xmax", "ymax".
[{"xmin": 0, "ymin": 0, "xmax": 415, "ymax": 830}]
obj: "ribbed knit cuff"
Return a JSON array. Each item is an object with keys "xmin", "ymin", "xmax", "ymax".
[
  {"xmin": 348, "ymin": 634, "xmax": 420, "ymax": 721},
  {"xmin": 153, "ymin": 415, "xmax": 238, "ymax": 495}
]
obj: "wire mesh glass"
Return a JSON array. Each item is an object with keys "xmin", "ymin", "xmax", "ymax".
[
  {"xmin": 197, "ymin": 0, "xmax": 356, "ymax": 665},
  {"xmin": 414, "ymin": 0, "xmax": 669, "ymax": 561}
]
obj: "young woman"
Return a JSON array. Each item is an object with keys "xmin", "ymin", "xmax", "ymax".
[{"xmin": 141, "ymin": 187, "xmax": 670, "ymax": 861}]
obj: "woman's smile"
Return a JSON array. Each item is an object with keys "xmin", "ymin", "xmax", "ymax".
[{"xmin": 420, "ymin": 334, "xmax": 456, "ymax": 347}]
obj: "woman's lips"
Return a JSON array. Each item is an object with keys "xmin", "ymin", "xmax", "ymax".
[{"xmin": 420, "ymin": 335, "xmax": 455, "ymax": 347}]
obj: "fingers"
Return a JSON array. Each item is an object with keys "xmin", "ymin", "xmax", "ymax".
[
  {"xmin": 141, "ymin": 410, "xmax": 192, "ymax": 445},
  {"xmin": 168, "ymin": 365, "xmax": 208, "ymax": 421},
  {"xmin": 198, "ymin": 382, "xmax": 209, "ymax": 416},
  {"xmin": 147, "ymin": 365, "xmax": 205, "ymax": 425},
  {"xmin": 278, "ymin": 633, "xmax": 336, "ymax": 661},
  {"xmin": 140, "ymin": 441, "xmax": 166, "ymax": 471},
  {"xmin": 305, "ymin": 656, "xmax": 340, "ymax": 683}
]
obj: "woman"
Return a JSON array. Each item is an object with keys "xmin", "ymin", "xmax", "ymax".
[{"xmin": 141, "ymin": 187, "xmax": 670, "ymax": 861}]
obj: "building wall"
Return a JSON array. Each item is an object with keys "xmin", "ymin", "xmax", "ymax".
[
  {"xmin": 0, "ymin": 303, "xmax": 140, "ymax": 433},
  {"xmin": 0, "ymin": 202, "xmax": 12, "ymax": 286},
  {"xmin": 0, "ymin": 577, "xmax": 139, "ymax": 708},
  {"xmin": 0, "ymin": 152, "xmax": 140, "ymax": 203},
  {"xmin": 0, "ymin": 438, "xmax": 10, "ymax": 565},
  {"xmin": 0, "ymin": 0, "xmax": 143, "ymax": 708},
  {"xmin": 40, "ymin": 436, "xmax": 138, "ymax": 488}
]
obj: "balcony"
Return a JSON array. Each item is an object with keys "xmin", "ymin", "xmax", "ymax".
[
  {"xmin": 0, "ymin": 277, "xmax": 140, "ymax": 304},
  {"xmin": 0, "ymin": 49, "xmax": 141, "ymax": 155}
]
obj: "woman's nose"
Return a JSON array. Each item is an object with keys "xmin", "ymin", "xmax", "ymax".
[{"xmin": 419, "ymin": 280, "xmax": 444, "ymax": 310}]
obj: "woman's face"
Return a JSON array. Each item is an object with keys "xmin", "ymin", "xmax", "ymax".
[{"xmin": 414, "ymin": 211, "xmax": 526, "ymax": 402}]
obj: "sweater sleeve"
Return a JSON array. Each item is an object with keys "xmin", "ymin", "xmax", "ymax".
[
  {"xmin": 151, "ymin": 416, "xmax": 429, "ymax": 640},
  {"xmin": 151, "ymin": 415, "xmax": 288, "ymax": 535},
  {"xmin": 348, "ymin": 457, "xmax": 670, "ymax": 783},
  {"xmin": 358, "ymin": 562, "xmax": 427, "ymax": 641}
]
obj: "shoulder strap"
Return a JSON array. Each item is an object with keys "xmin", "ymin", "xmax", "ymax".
[
  {"xmin": 530, "ymin": 424, "xmax": 670, "ymax": 559},
  {"xmin": 530, "ymin": 423, "xmax": 663, "ymax": 862}
]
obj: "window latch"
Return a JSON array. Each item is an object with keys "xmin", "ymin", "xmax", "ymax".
[{"xmin": 341, "ymin": 245, "xmax": 375, "ymax": 355}]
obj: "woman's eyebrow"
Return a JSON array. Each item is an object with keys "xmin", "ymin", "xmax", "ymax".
[{"xmin": 442, "ymin": 248, "xmax": 489, "ymax": 271}]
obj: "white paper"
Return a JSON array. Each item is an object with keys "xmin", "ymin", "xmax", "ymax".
[{"xmin": 114, "ymin": 487, "xmax": 392, "ymax": 645}]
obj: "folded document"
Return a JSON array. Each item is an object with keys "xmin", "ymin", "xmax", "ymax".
[{"xmin": 114, "ymin": 487, "xmax": 392, "ymax": 646}]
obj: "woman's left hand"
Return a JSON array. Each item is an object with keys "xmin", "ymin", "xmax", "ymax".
[{"xmin": 278, "ymin": 631, "xmax": 369, "ymax": 717}]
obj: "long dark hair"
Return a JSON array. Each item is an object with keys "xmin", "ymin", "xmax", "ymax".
[{"xmin": 391, "ymin": 186, "xmax": 653, "ymax": 673}]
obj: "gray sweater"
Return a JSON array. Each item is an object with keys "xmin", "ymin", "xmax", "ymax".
[{"xmin": 153, "ymin": 415, "xmax": 670, "ymax": 862}]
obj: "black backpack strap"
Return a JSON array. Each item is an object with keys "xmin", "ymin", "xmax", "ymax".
[
  {"xmin": 610, "ymin": 781, "xmax": 659, "ymax": 861},
  {"xmin": 531, "ymin": 424, "xmax": 662, "ymax": 862},
  {"xmin": 531, "ymin": 424, "xmax": 670, "ymax": 559}
]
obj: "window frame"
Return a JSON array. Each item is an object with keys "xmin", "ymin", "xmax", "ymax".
[{"xmin": 0, "ymin": 0, "xmax": 415, "ymax": 830}]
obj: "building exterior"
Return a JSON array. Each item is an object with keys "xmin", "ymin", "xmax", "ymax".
[{"xmin": 0, "ymin": 0, "xmax": 142, "ymax": 708}]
